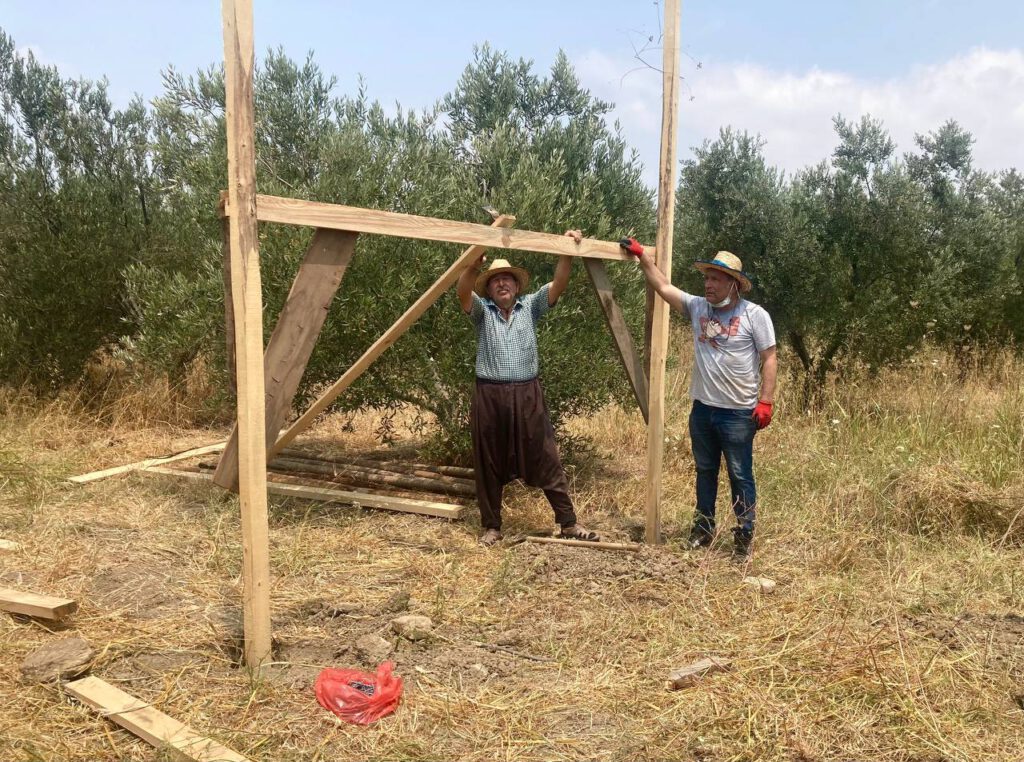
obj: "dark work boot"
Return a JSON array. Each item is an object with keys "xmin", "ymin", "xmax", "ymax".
[
  {"xmin": 686, "ymin": 523, "xmax": 714, "ymax": 550},
  {"xmin": 732, "ymin": 527, "xmax": 753, "ymax": 560}
]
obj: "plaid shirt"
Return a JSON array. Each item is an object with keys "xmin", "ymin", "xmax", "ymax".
[{"xmin": 468, "ymin": 283, "xmax": 552, "ymax": 382}]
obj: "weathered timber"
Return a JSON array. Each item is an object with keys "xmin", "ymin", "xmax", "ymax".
[
  {"xmin": 143, "ymin": 466, "xmax": 463, "ymax": 519},
  {"xmin": 281, "ymin": 449, "xmax": 474, "ymax": 479},
  {"xmin": 645, "ymin": 0, "xmax": 681, "ymax": 544},
  {"xmin": 222, "ymin": 0, "xmax": 271, "ymax": 666},
  {"xmin": 583, "ymin": 258, "xmax": 649, "ymax": 422},
  {"xmin": 225, "ymin": 194, "xmax": 654, "ymax": 262},
  {"xmin": 64, "ymin": 676, "xmax": 251, "ymax": 762},
  {"xmin": 277, "ymin": 450, "xmax": 474, "ymax": 487},
  {"xmin": 269, "ymin": 457, "xmax": 476, "ymax": 497},
  {"xmin": 214, "ymin": 228, "xmax": 358, "ymax": 492},
  {"xmin": 524, "ymin": 536, "xmax": 641, "ymax": 552},
  {"xmin": 266, "ymin": 470, "xmax": 469, "ymax": 505},
  {"xmin": 68, "ymin": 442, "xmax": 227, "ymax": 484}
]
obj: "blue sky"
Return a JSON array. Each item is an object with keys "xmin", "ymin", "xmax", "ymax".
[{"xmin": 3, "ymin": 1, "xmax": 1022, "ymax": 187}]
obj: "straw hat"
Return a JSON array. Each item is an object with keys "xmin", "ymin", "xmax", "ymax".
[
  {"xmin": 474, "ymin": 258, "xmax": 530, "ymax": 297},
  {"xmin": 693, "ymin": 251, "xmax": 752, "ymax": 293}
]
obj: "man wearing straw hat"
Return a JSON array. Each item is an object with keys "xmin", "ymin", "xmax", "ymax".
[
  {"xmin": 457, "ymin": 230, "xmax": 599, "ymax": 547},
  {"xmin": 622, "ymin": 239, "xmax": 777, "ymax": 559}
]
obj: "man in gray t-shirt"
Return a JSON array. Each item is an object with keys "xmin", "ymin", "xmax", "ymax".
[{"xmin": 623, "ymin": 240, "xmax": 777, "ymax": 559}]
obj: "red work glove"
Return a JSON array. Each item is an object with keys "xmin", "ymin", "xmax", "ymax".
[
  {"xmin": 752, "ymin": 400, "xmax": 773, "ymax": 430},
  {"xmin": 619, "ymin": 237, "xmax": 645, "ymax": 257}
]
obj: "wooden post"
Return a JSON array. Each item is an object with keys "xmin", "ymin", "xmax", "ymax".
[
  {"xmin": 645, "ymin": 0, "xmax": 681, "ymax": 544},
  {"xmin": 222, "ymin": 0, "xmax": 271, "ymax": 667}
]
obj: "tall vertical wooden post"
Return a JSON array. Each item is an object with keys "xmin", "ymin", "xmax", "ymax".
[
  {"xmin": 645, "ymin": 0, "xmax": 681, "ymax": 544},
  {"xmin": 222, "ymin": 0, "xmax": 272, "ymax": 666}
]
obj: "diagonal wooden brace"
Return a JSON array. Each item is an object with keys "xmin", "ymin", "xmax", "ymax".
[
  {"xmin": 214, "ymin": 228, "xmax": 357, "ymax": 492},
  {"xmin": 267, "ymin": 214, "xmax": 516, "ymax": 458}
]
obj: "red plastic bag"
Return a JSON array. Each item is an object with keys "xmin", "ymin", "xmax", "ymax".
[{"xmin": 314, "ymin": 661, "xmax": 403, "ymax": 725}]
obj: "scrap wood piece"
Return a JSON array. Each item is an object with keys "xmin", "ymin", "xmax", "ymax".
[
  {"xmin": 0, "ymin": 538, "xmax": 20, "ymax": 552},
  {"xmin": 263, "ymin": 469, "xmax": 470, "ymax": 506},
  {"xmin": 281, "ymin": 449, "xmax": 476, "ymax": 482},
  {"xmin": 270, "ymin": 456, "xmax": 476, "ymax": 496},
  {"xmin": 64, "ymin": 676, "xmax": 251, "ymax": 762},
  {"xmin": 469, "ymin": 640, "xmax": 557, "ymax": 663},
  {"xmin": 665, "ymin": 657, "xmax": 731, "ymax": 691},
  {"xmin": 143, "ymin": 466, "xmax": 464, "ymax": 519},
  {"xmin": 0, "ymin": 587, "xmax": 78, "ymax": 620},
  {"xmin": 524, "ymin": 536, "xmax": 641, "ymax": 552},
  {"xmin": 68, "ymin": 442, "xmax": 226, "ymax": 484}
]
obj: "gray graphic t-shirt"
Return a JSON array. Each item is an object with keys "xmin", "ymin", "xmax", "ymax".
[{"xmin": 676, "ymin": 291, "xmax": 776, "ymax": 409}]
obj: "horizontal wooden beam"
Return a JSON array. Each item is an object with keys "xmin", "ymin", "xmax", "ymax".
[
  {"xmin": 222, "ymin": 193, "xmax": 653, "ymax": 262},
  {"xmin": 65, "ymin": 676, "xmax": 251, "ymax": 762},
  {"xmin": 0, "ymin": 587, "xmax": 78, "ymax": 619},
  {"xmin": 144, "ymin": 466, "xmax": 463, "ymax": 519}
]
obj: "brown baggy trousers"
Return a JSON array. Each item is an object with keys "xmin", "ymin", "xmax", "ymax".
[{"xmin": 471, "ymin": 378, "xmax": 577, "ymax": 531}]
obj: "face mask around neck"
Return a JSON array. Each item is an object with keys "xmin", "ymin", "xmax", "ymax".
[{"xmin": 710, "ymin": 283, "xmax": 738, "ymax": 309}]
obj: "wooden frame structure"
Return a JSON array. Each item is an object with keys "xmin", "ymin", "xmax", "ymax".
[{"xmin": 218, "ymin": 0, "xmax": 681, "ymax": 666}]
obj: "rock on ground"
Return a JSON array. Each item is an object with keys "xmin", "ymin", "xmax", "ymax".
[
  {"xmin": 390, "ymin": 615, "xmax": 433, "ymax": 641},
  {"xmin": 20, "ymin": 637, "xmax": 94, "ymax": 684}
]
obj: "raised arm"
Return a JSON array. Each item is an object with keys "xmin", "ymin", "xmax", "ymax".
[
  {"xmin": 622, "ymin": 238, "xmax": 684, "ymax": 309},
  {"xmin": 457, "ymin": 253, "xmax": 485, "ymax": 313},
  {"xmin": 549, "ymin": 229, "xmax": 580, "ymax": 306}
]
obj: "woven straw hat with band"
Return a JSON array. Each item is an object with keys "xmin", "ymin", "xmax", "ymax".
[
  {"xmin": 693, "ymin": 251, "xmax": 752, "ymax": 293},
  {"xmin": 474, "ymin": 258, "xmax": 530, "ymax": 297}
]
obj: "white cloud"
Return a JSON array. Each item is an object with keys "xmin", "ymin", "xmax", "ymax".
[{"xmin": 576, "ymin": 47, "xmax": 1024, "ymax": 187}]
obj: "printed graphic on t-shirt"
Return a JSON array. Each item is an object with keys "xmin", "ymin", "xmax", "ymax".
[{"xmin": 699, "ymin": 316, "xmax": 741, "ymax": 349}]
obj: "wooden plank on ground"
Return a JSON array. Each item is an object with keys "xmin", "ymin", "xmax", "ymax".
[
  {"xmin": 645, "ymin": 0, "xmax": 681, "ymax": 545},
  {"xmin": 222, "ymin": 0, "xmax": 272, "ymax": 668},
  {"xmin": 0, "ymin": 587, "xmax": 77, "ymax": 619},
  {"xmin": 68, "ymin": 443, "xmax": 227, "ymax": 484},
  {"xmin": 214, "ymin": 228, "xmax": 358, "ymax": 492},
  {"xmin": 224, "ymin": 193, "xmax": 654, "ymax": 263},
  {"xmin": 268, "ymin": 215, "xmax": 516, "ymax": 457},
  {"xmin": 144, "ymin": 466, "xmax": 464, "ymax": 519},
  {"xmin": 524, "ymin": 536, "xmax": 641, "ymax": 552},
  {"xmin": 0, "ymin": 539, "xmax": 20, "ymax": 552},
  {"xmin": 65, "ymin": 676, "xmax": 251, "ymax": 762},
  {"xmin": 583, "ymin": 258, "xmax": 649, "ymax": 422}
]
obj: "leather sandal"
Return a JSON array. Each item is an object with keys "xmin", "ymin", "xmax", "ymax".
[
  {"xmin": 479, "ymin": 528, "xmax": 503, "ymax": 546},
  {"xmin": 559, "ymin": 524, "xmax": 600, "ymax": 542}
]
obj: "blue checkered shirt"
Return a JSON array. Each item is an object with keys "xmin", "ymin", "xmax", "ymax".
[{"xmin": 468, "ymin": 283, "xmax": 552, "ymax": 382}]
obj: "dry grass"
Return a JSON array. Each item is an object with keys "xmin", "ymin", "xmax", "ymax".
[{"xmin": 1, "ymin": 338, "xmax": 1023, "ymax": 761}]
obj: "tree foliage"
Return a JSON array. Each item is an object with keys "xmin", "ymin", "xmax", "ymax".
[
  {"xmin": 1, "ymin": 25, "xmax": 1021, "ymax": 440},
  {"xmin": 678, "ymin": 116, "xmax": 1022, "ymax": 406}
]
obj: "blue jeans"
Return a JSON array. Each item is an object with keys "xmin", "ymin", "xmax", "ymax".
[{"xmin": 688, "ymin": 400, "xmax": 757, "ymax": 534}]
